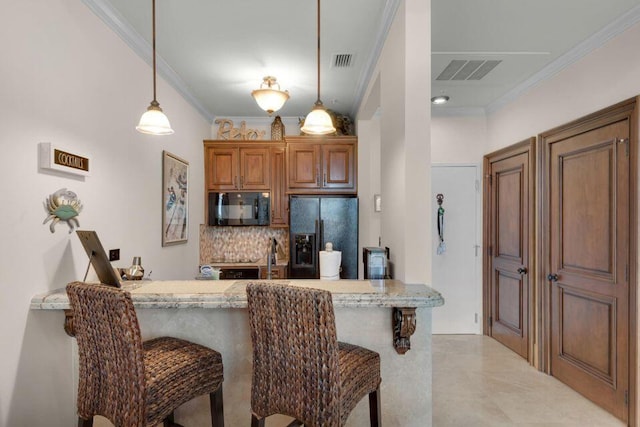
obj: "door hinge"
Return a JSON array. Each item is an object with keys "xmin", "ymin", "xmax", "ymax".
[
  {"xmin": 489, "ymin": 316, "xmax": 493, "ymax": 327},
  {"xmin": 625, "ymin": 390, "xmax": 629, "ymax": 406},
  {"xmin": 617, "ymin": 138, "xmax": 629, "ymax": 157}
]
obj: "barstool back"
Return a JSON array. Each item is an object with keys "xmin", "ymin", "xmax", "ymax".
[
  {"xmin": 67, "ymin": 281, "xmax": 147, "ymax": 426},
  {"xmin": 247, "ymin": 283, "xmax": 342, "ymax": 426}
]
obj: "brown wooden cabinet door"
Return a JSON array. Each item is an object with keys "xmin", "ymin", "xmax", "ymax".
[
  {"xmin": 322, "ymin": 144, "xmax": 356, "ymax": 190},
  {"xmin": 288, "ymin": 143, "xmax": 321, "ymax": 190},
  {"xmin": 206, "ymin": 146, "xmax": 238, "ymax": 190},
  {"xmin": 270, "ymin": 146, "xmax": 288, "ymax": 226},
  {"xmin": 547, "ymin": 119, "xmax": 629, "ymax": 421},
  {"xmin": 239, "ymin": 147, "xmax": 270, "ymax": 190},
  {"xmin": 488, "ymin": 150, "xmax": 530, "ymax": 359},
  {"xmin": 259, "ymin": 265, "xmax": 287, "ymax": 279}
]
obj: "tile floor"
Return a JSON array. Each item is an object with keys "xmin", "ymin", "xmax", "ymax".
[{"xmin": 433, "ymin": 335, "xmax": 626, "ymax": 426}]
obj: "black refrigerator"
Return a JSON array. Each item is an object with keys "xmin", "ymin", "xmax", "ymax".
[{"xmin": 289, "ymin": 195, "xmax": 358, "ymax": 279}]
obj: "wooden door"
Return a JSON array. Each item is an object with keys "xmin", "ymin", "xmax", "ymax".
[
  {"xmin": 545, "ymin": 117, "xmax": 630, "ymax": 421},
  {"xmin": 485, "ymin": 140, "xmax": 533, "ymax": 360},
  {"xmin": 239, "ymin": 147, "xmax": 270, "ymax": 190},
  {"xmin": 270, "ymin": 146, "xmax": 288, "ymax": 226},
  {"xmin": 206, "ymin": 146, "xmax": 238, "ymax": 190},
  {"xmin": 322, "ymin": 144, "xmax": 356, "ymax": 190},
  {"xmin": 287, "ymin": 143, "xmax": 320, "ymax": 190}
]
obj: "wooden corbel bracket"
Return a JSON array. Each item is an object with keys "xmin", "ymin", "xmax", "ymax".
[
  {"xmin": 63, "ymin": 309, "xmax": 75, "ymax": 337},
  {"xmin": 392, "ymin": 307, "xmax": 416, "ymax": 354}
]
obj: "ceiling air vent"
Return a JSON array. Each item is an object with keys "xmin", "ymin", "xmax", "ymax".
[
  {"xmin": 436, "ymin": 60, "xmax": 501, "ymax": 81},
  {"xmin": 333, "ymin": 53, "xmax": 354, "ymax": 68}
]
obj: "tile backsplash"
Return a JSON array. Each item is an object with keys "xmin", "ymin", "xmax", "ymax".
[{"xmin": 199, "ymin": 225, "xmax": 289, "ymax": 265}]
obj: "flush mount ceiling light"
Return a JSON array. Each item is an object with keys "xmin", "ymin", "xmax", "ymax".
[
  {"xmin": 301, "ymin": 0, "xmax": 336, "ymax": 135},
  {"xmin": 431, "ymin": 95, "xmax": 450, "ymax": 105},
  {"xmin": 136, "ymin": 0, "xmax": 174, "ymax": 136},
  {"xmin": 252, "ymin": 76, "xmax": 290, "ymax": 115}
]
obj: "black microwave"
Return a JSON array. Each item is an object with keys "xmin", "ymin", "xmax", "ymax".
[{"xmin": 208, "ymin": 192, "xmax": 270, "ymax": 226}]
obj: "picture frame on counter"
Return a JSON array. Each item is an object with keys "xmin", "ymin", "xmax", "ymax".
[{"xmin": 162, "ymin": 151, "xmax": 189, "ymax": 246}]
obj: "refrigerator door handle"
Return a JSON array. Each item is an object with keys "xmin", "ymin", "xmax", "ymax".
[{"xmin": 320, "ymin": 219, "xmax": 324, "ymax": 249}]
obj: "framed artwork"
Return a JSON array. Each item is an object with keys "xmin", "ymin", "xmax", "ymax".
[{"xmin": 162, "ymin": 151, "xmax": 189, "ymax": 246}]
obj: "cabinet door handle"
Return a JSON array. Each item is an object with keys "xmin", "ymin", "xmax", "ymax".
[
  {"xmin": 517, "ymin": 267, "xmax": 528, "ymax": 275},
  {"xmin": 233, "ymin": 176, "xmax": 237, "ymax": 189},
  {"xmin": 547, "ymin": 273, "xmax": 559, "ymax": 282},
  {"xmin": 324, "ymin": 173, "xmax": 327, "ymax": 186},
  {"xmin": 240, "ymin": 176, "xmax": 244, "ymax": 188},
  {"xmin": 316, "ymin": 168, "xmax": 320, "ymax": 186}
]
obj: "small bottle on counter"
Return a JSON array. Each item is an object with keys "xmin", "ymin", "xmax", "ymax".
[{"xmin": 125, "ymin": 256, "xmax": 145, "ymax": 280}]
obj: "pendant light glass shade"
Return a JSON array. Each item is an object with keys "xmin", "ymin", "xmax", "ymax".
[
  {"xmin": 302, "ymin": 0, "xmax": 336, "ymax": 135},
  {"xmin": 136, "ymin": 0, "xmax": 174, "ymax": 136},
  {"xmin": 301, "ymin": 101, "xmax": 334, "ymax": 135},
  {"xmin": 252, "ymin": 76, "xmax": 289, "ymax": 115},
  {"xmin": 136, "ymin": 101, "xmax": 174, "ymax": 135}
]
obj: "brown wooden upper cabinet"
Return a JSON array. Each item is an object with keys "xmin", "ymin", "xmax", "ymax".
[
  {"xmin": 286, "ymin": 136, "xmax": 357, "ymax": 194},
  {"xmin": 270, "ymin": 146, "xmax": 288, "ymax": 227},
  {"xmin": 205, "ymin": 142, "xmax": 270, "ymax": 191}
]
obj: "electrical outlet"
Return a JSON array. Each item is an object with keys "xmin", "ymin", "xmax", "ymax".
[{"xmin": 109, "ymin": 249, "xmax": 120, "ymax": 261}]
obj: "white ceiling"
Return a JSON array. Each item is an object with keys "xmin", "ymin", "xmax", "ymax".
[
  {"xmin": 432, "ymin": 0, "xmax": 640, "ymax": 114},
  {"xmin": 89, "ymin": 0, "xmax": 640, "ymax": 121}
]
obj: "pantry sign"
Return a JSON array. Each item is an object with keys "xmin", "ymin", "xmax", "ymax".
[{"xmin": 39, "ymin": 142, "xmax": 91, "ymax": 177}]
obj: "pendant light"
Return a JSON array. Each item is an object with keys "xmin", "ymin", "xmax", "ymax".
[
  {"xmin": 136, "ymin": 0, "xmax": 174, "ymax": 135},
  {"xmin": 252, "ymin": 76, "xmax": 290, "ymax": 115},
  {"xmin": 301, "ymin": 0, "xmax": 336, "ymax": 135}
]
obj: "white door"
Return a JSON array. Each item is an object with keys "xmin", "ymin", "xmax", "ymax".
[{"xmin": 431, "ymin": 165, "xmax": 481, "ymax": 334}]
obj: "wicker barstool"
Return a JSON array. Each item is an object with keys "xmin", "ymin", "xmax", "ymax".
[
  {"xmin": 246, "ymin": 282, "xmax": 381, "ymax": 427},
  {"xmin": 66, "ymin": 281, "xmax": 225, "ymax": 427}
]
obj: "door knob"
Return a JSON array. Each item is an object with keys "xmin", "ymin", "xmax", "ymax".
[
  {"xmin": 517, "ymin": 267, "xmax": 528, "ymax": 275},
  {"xmin": 547, "ymin": 273, "xmax": 559, "ymax": 282}
]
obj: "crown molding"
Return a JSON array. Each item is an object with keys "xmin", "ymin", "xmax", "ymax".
[
  {"xmin": 350, "ymin": 0, "xmax": 402, "ymax": 119},
  {"xmin": 487, "ymin": 4, "xmax": 640, "ymax": 115},
  {"xmin": 431, "ymin": 106, "xmax": 486, "ymax": 118},
  {"xmin": 214, "ymin": 116, "xmax": 299, "ymax": 123},
  {"xmin": 82, "ymin": 0, "xmax": 214, "ymax": 123}
]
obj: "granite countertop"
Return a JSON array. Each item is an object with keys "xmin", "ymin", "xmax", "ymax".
[{"xmin": 30, "ymin": 279, "xmax": 444, "ymax": 310}]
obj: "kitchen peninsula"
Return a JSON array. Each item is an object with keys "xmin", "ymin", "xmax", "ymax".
[{"xmin": 31, "ymin": 279, "xmax": 443, "ymax": 426}]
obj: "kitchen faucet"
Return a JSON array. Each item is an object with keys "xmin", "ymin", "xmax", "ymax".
[{"xmin": 266, "ymin": 238, "xmax": 277, "ymax": 280}]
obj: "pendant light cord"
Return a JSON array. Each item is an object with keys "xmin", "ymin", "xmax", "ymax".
[
  {"xmin": 315, "ymin": 0, "xmax": 321, "ymax": 103},
  {"xmin": 152, "ymin": 0, "xmax": 157, "ymax": 103}
]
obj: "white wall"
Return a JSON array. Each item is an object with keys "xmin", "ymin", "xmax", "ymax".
[
  {"xmin": 0, "ymin": 1, "xmax": 211, "ymax": 425},
  {"xmin": 431, "ymin": 114, "xmax": 488, "ymax": 164},
  {"xmin": 356, "ymin": 118, "xmax": 382, "ymax": 279},
  {"xmin": 357, "ymin": 0, "xmax": 431, "ymax": 283}
]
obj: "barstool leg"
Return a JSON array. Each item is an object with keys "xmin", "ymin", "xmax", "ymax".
[
  {"xmin": 368, "ymin": 387, "xmax": 381, "ymax": 426},
  {"xmin": 251, "ymin": 414, "xmax": 265, "ymax": 427},
  {"xmin": 210, "ymin": 385, "xmax": 225, "ymax": 426},
  {"xmin": 163, "ymin": 412, "xmax": 185, "ymax": 427}
]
